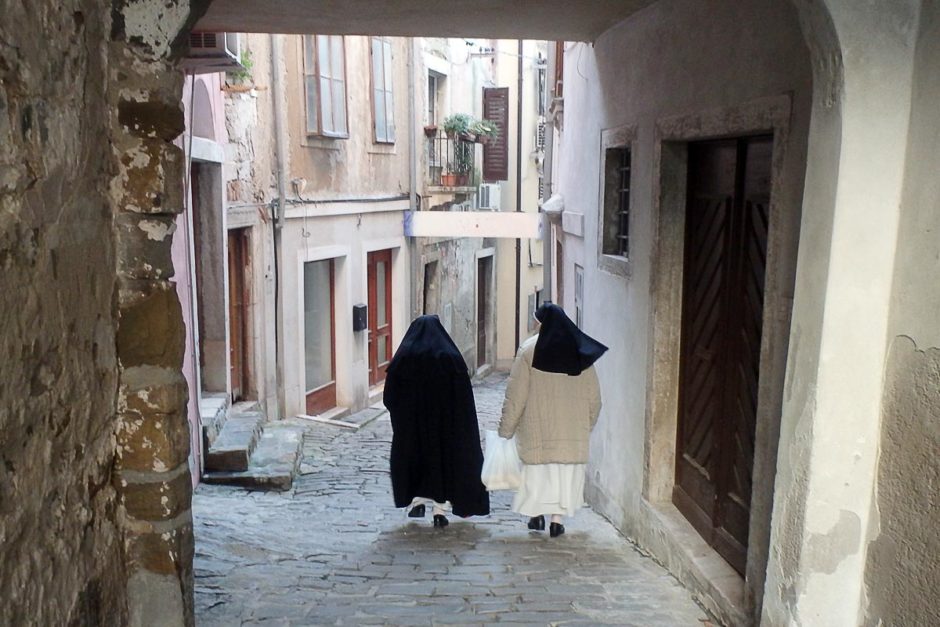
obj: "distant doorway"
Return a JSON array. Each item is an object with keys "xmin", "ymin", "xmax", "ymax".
[
  {"xmin": 303, "ymin": 259, "xmax": 337, "ymax": 414},
  {"xmin": 367, "ymin": 249, "xmax": 393, "ymax": 386},
  {"xmin": 673, "ymin": 135, "xmax": 773, "ymax": 575},
  {"xmin": 227, "ymin": 228, "xmax": 251, "ymax": 401},
  {"xmin": 476, "ymin": 255, "xmax": 493, "ymax": 369}
]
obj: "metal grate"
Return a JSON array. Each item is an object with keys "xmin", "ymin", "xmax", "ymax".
[{"xmin": 616, "ymin": 149, "xmax": 631, "ymax": 257}]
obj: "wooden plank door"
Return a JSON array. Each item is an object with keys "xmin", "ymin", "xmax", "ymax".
[
  {"xmin": 367, "ymin": 249, "xmax": 393, "ymax": 386},
  {"xmin": 227, "ymin": 228, "xmax": 250, "ymax": 402},
  {"xmin": 674, "ymin": 136, "xmax": 772, "ymax": 575},
  {"xmin": 477, "ymin": 256, "xmax": 492, "ymax": 369},
  {"xmin": 303, "ymin": 259, "xmax": 337, "ymax": 414}
]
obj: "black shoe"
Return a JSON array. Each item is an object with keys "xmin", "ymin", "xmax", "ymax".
[
  {"xmin": 527, "ymin": 515, "xmax": 545, "ymax": 531},
  {"xmin": 433, "ymin": 514, "xmax": 449, "ymax": 528},
  {"xmin": 408, "ymin": 504, "xmax": 425, "ymax": 518},
  {"xmin": 549, "ymin": 522, "xmax": 565, "ymax": 538}
]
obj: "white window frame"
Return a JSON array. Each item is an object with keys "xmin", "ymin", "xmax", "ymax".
[
  {"xmin": 302, "ymin": 35, "xmax": 348, "ymax": 138},
  {"xmin": 370, "ymin": 36, "xmax": 395, "ymax": 144}
]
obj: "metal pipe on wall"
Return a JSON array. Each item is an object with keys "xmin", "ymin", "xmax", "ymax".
[{"xmin": 270, "ymin": 33, "xmax": 289, "ymax": 420}]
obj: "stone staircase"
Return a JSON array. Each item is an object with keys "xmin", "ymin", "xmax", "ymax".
[{"xmin": 201, "ymin": 400, "xmax": 305, "ymax": 491}]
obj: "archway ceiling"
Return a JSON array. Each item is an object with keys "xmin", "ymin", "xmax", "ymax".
[{"xmin": 196, "ymin": 0, "xmax": 655, "ymax": 42}]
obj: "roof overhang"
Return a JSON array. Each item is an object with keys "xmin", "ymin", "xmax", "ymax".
[{"xmin": 195, "ymin": 0, "xmax": 655, "ymax": 42}]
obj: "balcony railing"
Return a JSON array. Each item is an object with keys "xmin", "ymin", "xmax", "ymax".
[{"xmin": 426, "ymin": 131, "xmax": 476, "ymax": 188}]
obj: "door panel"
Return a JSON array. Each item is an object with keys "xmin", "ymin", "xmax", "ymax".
[
  {"xmin": 227, "ymin": 228, "xmax": 250, "ymax": 402},
  {"xmin": 674, "ymin": 136, "xmax": 772, "ymax": 576},
  {"xmin": 476, "ymin": 256, "xmax": 492, "ymax": 368},
  {"xmin": 367, "ymin": 249, "xmax": 393, "ymax": 386},
  {"xmin": 304, "ymin": 259, "xmax": 336, "ymax": 414}
]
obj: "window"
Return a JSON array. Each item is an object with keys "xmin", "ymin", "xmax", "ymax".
[
  {"xmin": 371, "ymin": 37, "xmax": 395, "ymax": 143},
  {"xmin": 427, "ymin": 73, "xmax": 439, "ymax": 124},
  {"xmin": 602, "ymin": 146, "xmax": 631, "ymax": 258},
  {"xmin": 302, "ymin": 35, "xmax": 347, "ymax": 137}
]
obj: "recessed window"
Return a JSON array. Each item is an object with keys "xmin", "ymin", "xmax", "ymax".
[
  {"xmin": 302, "ymin": 35, "xmax": 348, "ymax": 137},
  {"xmin": 370, "ymin": 37, "xmax": 395, "ymax": 144},
  {"xmin": 602, "ymin": 146, "xmax": 631, "ymax": 259}
]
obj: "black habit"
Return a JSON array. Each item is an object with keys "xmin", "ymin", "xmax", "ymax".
[
  {"xmin": 383, "ymin": 315, "xmax": 490, "ymax": 517},
  {"xmin": 532, "ymin": 303, "xmax": 608, "ymax": 376}
]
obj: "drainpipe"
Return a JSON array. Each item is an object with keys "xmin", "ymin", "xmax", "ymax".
[
  {"xmin": 514, "ymin": 39, "xmax": 523, "ymax": 351},
  {"xmin": 408, "ymin": 37, "xmax": 419, "ymax": 319},
  {"xmin": 270, "ymin": 34, "xmax": 289, "ymax": 420},
  {"xmin": 541, "ymin": 47, "xmax": 556, "ymax": 304}
]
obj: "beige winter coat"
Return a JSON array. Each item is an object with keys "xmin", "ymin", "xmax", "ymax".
[{"xmin": 498, "ymin": 335, "xmax": 602, "ymax": 464}]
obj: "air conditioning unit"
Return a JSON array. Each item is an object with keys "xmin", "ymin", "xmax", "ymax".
[
  {"xmin": 182, "ymin": 32, "xmax": 244, "ymax": 75},
  {"xmin": 476, "ymin": 183, "xmax": 501, "ymax": 210}
]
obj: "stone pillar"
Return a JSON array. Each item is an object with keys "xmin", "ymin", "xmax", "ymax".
[
  {"xmin": 108, "ymin": 1, "xmax": 204, "ymax": 624},
  {"xmin": 762, "ymin": 1, "xmax": 921, "ymax": 624}
]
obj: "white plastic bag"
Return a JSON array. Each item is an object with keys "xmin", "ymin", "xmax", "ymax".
[{"xmin": 480, "ymin": 429, "xmax": 523, "ymax": 490}]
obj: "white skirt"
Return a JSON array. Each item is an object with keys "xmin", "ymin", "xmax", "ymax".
[{"xmin": 512, "ymin": 463, "xmax": 586, "ymax": 517}]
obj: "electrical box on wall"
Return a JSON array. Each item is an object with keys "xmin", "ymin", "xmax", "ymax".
[{"xmin": 353, "ymin": 304, "xmax": 368, "ymax": 332}]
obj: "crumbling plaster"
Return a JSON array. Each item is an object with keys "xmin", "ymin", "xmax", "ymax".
[{"xmin": 862, "ymin": 2, "xmax": 940, "ymax": 624}]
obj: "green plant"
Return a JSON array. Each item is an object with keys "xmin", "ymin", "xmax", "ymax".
[
  {"xmin": 443, "ymin": 112, "xmax": 473, "ymax": 136},
  {"xmin": 229, "ymin": 48, "xmax": 254, "ymax": 83},
  {"xmin": 454, "ymin": 141, "xmax": 474, "ymax": 174},
  {"xmin": 470, "ymin": 118, "xmax": 499, "ymax": 139}
]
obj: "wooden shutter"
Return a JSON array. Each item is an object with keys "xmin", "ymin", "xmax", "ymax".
[{"xmin": 482, "ymin": 87, "xmax": 509, "ymax": 182}]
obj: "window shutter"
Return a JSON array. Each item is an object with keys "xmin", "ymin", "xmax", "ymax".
[{"xmin": 482, "ymin": 87, "xmax": 509, "ymax": 182}]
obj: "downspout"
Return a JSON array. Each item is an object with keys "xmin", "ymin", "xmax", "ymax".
[
  {"xmin": 514, "ymin": 39, "xmax": 523, "ymax": 351},
  {"xmin": 541, "ymin": 46, "xmax": 556, "ymax": 304},
  {"xmin": 270, "ymin": 34, "xmax": 289, "ymax": 420},
  {"xmin": 408, "ymin": 37, "xmax": 419, "ymax": 319}
]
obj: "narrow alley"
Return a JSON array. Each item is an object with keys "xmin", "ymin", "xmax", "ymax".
[{"xmin": 193, "ymin": 373, "xmax": 710, "ymax": 626}]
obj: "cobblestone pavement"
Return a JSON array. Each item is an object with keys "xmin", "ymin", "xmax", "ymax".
[{"xmin": 193, "ymin": 372, "xmax": 711, "ymax": 626}]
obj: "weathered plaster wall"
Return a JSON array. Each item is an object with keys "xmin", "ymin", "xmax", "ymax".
[
  {"xmin": 557, "ymin": 0, "xmax": 812, "ymax": 622},
  {"xmin": 863, "ymin": 3, "xmax": 940, "ymax": 625},
  {"xmin": 285, "ymin": 35, "xmax": 411, "ymax": 199},
  {"xmin": 417, "ymin": 238, "xmax": 493, "ymax": 370},
  {"xmin": 0, "ymin": 2, "xmax": 125, "ymax": 624},
  {"xmin": 762, "ymin": 1, "xmax": 922, "ymax": 624},
  {"xmin": 225, "ymin": 33, "xmax": 280, "ymax": 420}
]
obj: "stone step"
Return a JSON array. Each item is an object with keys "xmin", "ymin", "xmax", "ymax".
[
  {"xmin": 200, "ymin": 393, "xmax": 229, "ymax": 448},
  {"xmin": 201, "ymin": 422, "xmax": 305, "ymax": 491},
  {"xmin": 204, "ymin": 411, "xmax": 264, "ymax": 472}
]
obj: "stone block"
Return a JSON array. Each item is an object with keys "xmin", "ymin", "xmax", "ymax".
[
  {"xmin": 116, "ymin": 410, "xmax": 191, "ymax": 473},
  {"xmin": 119, "ymin": 467, "xmax": 193, "ymax": 521},
  {"xmin": 118, "ymin": 99, "xmax": 185, "ymax": 141},
  {"xmin": 117, "ymin": 282, "xmax": 184, "ymax": 369},
  {"xmin": 120, "ymin": 367, "xmax": 189, "ymax": 415},
  {"xmin": 126, "ymin": 520, "xmax": 195, "ymax": 577},
  {"xmin": 118, "ymin": 137, "xmax": 184, "ymax": 214},
  {"xmin": 115, "ymin": 212, "xmax": 176, "ymax": 280}
]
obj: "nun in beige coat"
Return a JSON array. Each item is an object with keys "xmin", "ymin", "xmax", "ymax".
[{"xmin": 498, "ymin": 303, "xmax": 607, "ymax": 537}]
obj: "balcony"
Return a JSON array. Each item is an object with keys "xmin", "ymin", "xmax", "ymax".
[{"xmin": 426, "ymin": 131, "xmax": 477, "ymax": 192}]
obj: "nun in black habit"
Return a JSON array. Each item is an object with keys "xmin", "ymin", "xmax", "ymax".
[{"xmin": 383, "ymin": 315, "xmax": 490, "ymax": 528}]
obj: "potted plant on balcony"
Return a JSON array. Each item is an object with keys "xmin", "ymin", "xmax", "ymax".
[
  {"xmin": 470, "ymin": 118, "xmax": 499, "ymax": 143},
  {"xmin": 443, "ymin": 113, "xmax": 473, "ymax": 139}
]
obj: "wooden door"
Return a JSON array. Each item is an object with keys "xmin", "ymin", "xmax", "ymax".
[
  {"xmin": 674, "ymin": 136, "xmax": 772, "ymax": 575},
  {"xmin": 227, "ymin": 228, "xmax": 250, "ymax": 401},
  {"xmin": 477, "ymin": 256, "xmax": 492, "ymax": 369},
  {"xmin": 304, "ymin": 259, "xmax": 337, "ymax": 414},
  {"xmin": 367, "ymin": 249, "xmax": 393, "ymax": 386}
]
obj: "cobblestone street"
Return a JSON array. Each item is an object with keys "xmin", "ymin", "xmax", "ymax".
[{"xmin": 193, "ymin": 373, "xmax": 711, "ymax": 626}]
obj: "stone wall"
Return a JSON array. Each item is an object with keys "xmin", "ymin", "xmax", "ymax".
[
  {"xmin": 2, "ymin": 0, "xmax": 201, "ymax": 623},
  {"xmin": 0, "ymin": 1, "xmax": 124, "ymax": 623}
]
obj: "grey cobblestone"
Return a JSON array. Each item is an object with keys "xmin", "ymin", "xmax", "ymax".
[{"xmin": 194, "ymin": 372, "xmax": 711, "ymax": 626}]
